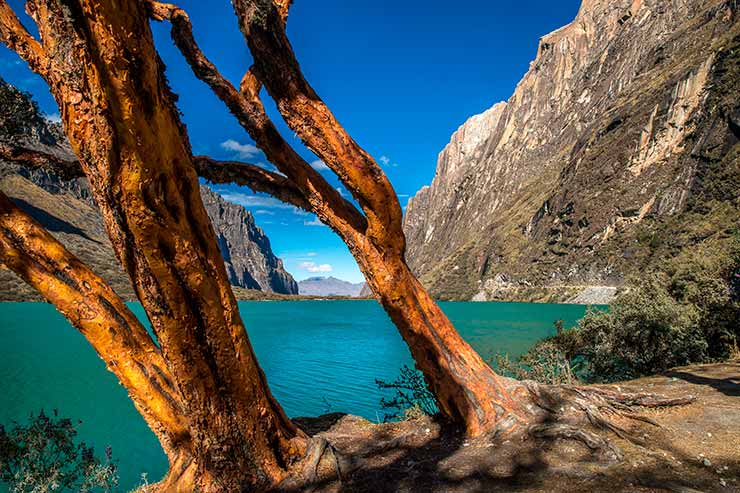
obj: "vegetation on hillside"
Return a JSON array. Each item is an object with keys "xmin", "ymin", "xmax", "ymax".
[
  {"xmin": 0, "ymin": 77, "xmax": 45, "ymax": 141},
  {"xmin": 499, "ymin": 246, "xmax": 740, "ymax": 385}
]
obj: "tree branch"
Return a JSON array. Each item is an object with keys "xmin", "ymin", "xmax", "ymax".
[
  {"xmin": 0, "ymin": 1, "xmax": 48, "ymax": 73},
  {"xmin": 0, "ymin": 142, "xmax": 82, "ymax": 180},
  {"xmin": 0, "ymin": 190, "xmax": 188, "ymax": 449},
  {"xmin": 274, "ymin": 0, "xmax": 293, "ymax": 25},
  {"xmin": 231, "ymin": 0, "xmax": 404, "ymax": 252},
  {"xmin": 0, "ymin": 141, "xmax": 315, "ymax": 214},
  {"xmin": 194, "ymin": 155, "xmax": 311, "ymax": 211},
  {"xmin": 146, "ymin": 0, "xmax": 368, "ymax": 235}
]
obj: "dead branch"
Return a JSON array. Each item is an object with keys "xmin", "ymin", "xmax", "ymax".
[
  {"xmin": 194, "ymin": 155, "xmax": 311, "ymax": 211},
  {"xmin": 0, "ymin": 142, "xmax": 81, "ymax": 180}
]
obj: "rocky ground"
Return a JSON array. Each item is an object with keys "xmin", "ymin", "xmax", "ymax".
[{"xmin": 289, "ymin": 361, "xmax": 740, "ymax": 492}]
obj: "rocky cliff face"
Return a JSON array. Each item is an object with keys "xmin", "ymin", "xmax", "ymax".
[
  {"xmin": 200, "ymin": 186, "xmax": 298, "ymax": 294},
  {"xmin": 0, "ymin": 79, "xmax": 297, "ymax": 300},
  {"xmin": 404, "ymin": 0, "xmax": 740, "ymax": 301}
]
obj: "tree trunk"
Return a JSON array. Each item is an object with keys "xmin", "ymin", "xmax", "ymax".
[
  {"xmin": 226, "ymin": 0, "xmax": 539, "ymax": 437},
  {"xmin": 1, "ymin": 0, "xmax": 305, "ymax": 490},
  {"xmin": 368, "ymin": 259, "xmax": 533, "ymax": 435}
]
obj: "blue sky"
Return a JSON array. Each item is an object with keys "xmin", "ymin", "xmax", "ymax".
[{"xmin": 1, "ymin": 0, "xmax": 581, "ymax": 283}]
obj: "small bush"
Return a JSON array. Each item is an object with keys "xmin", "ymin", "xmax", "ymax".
[
  {"xmin": 376, "ymin": 365, "xmax": 437, "ymax": 421},
  {"xmin": 0, "ymin": 410, "xmax": 118, "ymax": 493},
  {"xmin": 495, "ymin": 338, "xmax": 580, "ymax": 385},
  {"xmin": 496, "ymin": 267, "xmax": 738, "ymax": 384},
  {"xmin": 665, "ymin": 248, "xmax": 740, "ymax": 360},
  {"xmin": 576, "ymin": 282, "xmax": 707, "ymax": 382}
]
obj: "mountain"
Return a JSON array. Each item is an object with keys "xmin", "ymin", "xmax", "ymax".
[
  {"xmin": 200, "ymin": 186, "xmax": 298, "ymax": 294},
  {"xmin": 297, "ymin": 277, "xmax": 366, "ymax": 297},
  {"xmin": 0, "ymin": 79, "xmax": 297, "ymax": 300},
  {"xmin": 404, "ymin": 0, "xmax": 740, "ymax": 301}
]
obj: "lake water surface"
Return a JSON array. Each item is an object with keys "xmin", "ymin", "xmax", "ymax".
[{"xmin": 0, "ymin": 300, "xmax": 594, "ymax": 490}]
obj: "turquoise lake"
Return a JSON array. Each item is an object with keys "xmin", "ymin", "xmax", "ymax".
[{"xmin": 0, "ymin": 300, "xmax": 595, "ymax": 491}]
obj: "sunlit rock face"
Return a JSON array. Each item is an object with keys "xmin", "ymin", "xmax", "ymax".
[{"xmin": 404, "ymin": 0, "xmax": 739, "ymax": 301}]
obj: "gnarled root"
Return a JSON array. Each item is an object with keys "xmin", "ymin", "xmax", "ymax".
[
  {"xmin": 278, "ymin": 436, "xmax": 349, "ymax": 492},
  {"xmin": 530, "ymin": 423, "xmax": 623, "ymax": 462},
  {"xmin": 524, "ymin": 381, "xmax": 696, "ymax": 462}
]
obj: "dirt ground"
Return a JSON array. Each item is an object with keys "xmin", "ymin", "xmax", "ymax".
[{"xmin": 289, "ymin": 362, "xmax": 740, "ymax": 493}]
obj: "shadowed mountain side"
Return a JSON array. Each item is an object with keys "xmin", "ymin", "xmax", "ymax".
[{"xmin": 0, "ymin": 79, "xmax": 297, "ymax": 300}]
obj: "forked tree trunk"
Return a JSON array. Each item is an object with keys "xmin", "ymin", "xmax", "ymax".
[
  {"xmin": 229, "ymin": 0, "xmax": 535, "ymax": 437},
  {"xmin": 0, "ymin": 2, "xmax": 697, "ymax": 489},
  {"xmin": 0, "ymin": 0, "xmax": 304, "ymax": 491}
]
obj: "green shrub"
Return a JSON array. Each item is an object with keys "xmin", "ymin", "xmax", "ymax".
[
  {"xmin": 495, "ymin": 338, "xmax": 580, "ymax": 385},
  {"xmin": 0, "ymin": 410, "xmax": 118, "ymax": 493},
  {"xmin": 375, "ymin": 365, "xmax": 437, "ymax": 421},
  {"xmin": 498, "ymin": 278, "xmax": 719, "ymax": 384},
  {"xmin": 665, "ymin": 248, "xmax": 740, "ymax": 359},
  {"xmin": 576, "ymin": 282, "xmax": 707, "ymax": 382}
]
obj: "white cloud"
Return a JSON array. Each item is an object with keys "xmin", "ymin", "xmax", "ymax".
[
  {"xmin": 379, "ymin": 155, "xmax": 390, "ymax": 165},
  {"xmin": 45, "ymin": 113, "xmax": 61, "ymax": 124},
  {"xmin": 304, "ymin": 217, "xmax": 324, "ymax": 227},
  {"xmin": 306, "ymin": 252, "xmax": 318, "ymax": 257},
  {"xmin": 220, "ymin": 139, "xmax": 260, "ymax": 159},
  {"xmin": 300, "ymin": 261, "xmax": 333, "ymax": 273},
  {"xmin": 311, "ymin": 159, "xmax": 329, "ymax": 171},
  {"xmin": 218, "ymin": 191, "xmax": 294, "ymax": 209},
  {"xmin": 254, "ymin": 209, "xmax": 275, "ymax": 215}
]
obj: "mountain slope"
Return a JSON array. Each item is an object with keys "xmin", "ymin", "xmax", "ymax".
[
  {"xmin": 297, "ymin": 277, "xmax": 365, "ymax": 297},
  {"xmin": 404, "ymin": 0, "xmax": 740, "ymax": 301},
  {"xmin": 0, "ymin": 80, "xmax": 297, "ymax": 300}
]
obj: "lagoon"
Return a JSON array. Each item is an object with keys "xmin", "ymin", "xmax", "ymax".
[{"xmin": 0, "ymin": 300, "xmax": 593, "ymax": 491}]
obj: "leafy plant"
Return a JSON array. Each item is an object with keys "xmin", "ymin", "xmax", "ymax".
[
  {"xmin": 576, "ymin": 282, "xmax": 707, "ymax": 382},
  {"xmin": 495, "ymin": 340, "xmax": 580, "ymax": 385},
  {"xmin": 0, "ymin": 410, "xmax": 118, "ymax": 493},
  {"xmin": 376, "ymin": 365, "xmax": 438, "ymax": 421}
]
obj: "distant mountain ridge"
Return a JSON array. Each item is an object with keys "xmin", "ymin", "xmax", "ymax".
[
  {"xmin": 404, "ymin": 0, "xmax": 740, "ymax": 301},
  {"xmin": 0, "ymin": 78, "xmax": 297, "ymax": 300},
  {"xmin": 297, "ymin": 276, "xmax": 366, "ymax": 297}
]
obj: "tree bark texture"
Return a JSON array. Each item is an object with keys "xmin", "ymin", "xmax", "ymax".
[{"xmin": 0, "ymin": 1, "xmax": 305, "ymax": 491}]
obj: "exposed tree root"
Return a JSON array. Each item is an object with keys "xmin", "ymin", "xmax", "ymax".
[
  {"xmin": 530, "ymin": 423, "xmax": 623, "ymax": 462},
  {"xmin": 524, "ymin": 381, "xmax": 696, "ymax": 459},
  {"xmin": 276, "ymin": 383, "xmax": 698, "ymax": 491},
  {"xmin": 279, "ymin": 437, "xmax": 348, "ymax": 492}
]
